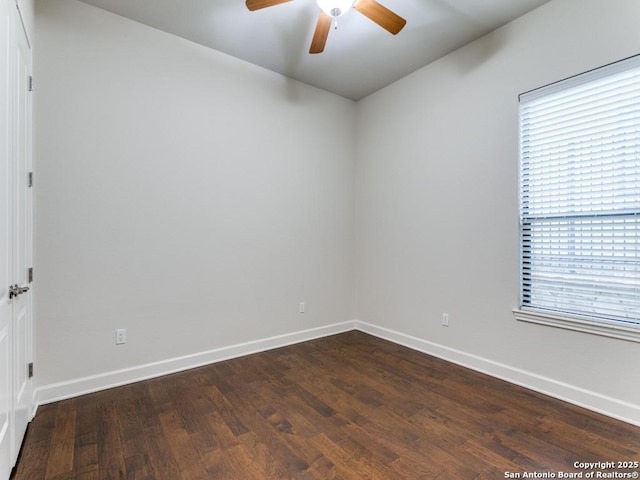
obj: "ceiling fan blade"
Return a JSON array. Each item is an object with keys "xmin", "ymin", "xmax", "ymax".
[
  {"xmin": 245, "ymin": 0, "xmax": 293, "ymax": 11},
  {"xmin": 354, "ymin": 0, "xmax": 406, "ymax": 35},
  {"xmin": 309, "ymin": 11, "xmax": 332, "ymax": 54}
]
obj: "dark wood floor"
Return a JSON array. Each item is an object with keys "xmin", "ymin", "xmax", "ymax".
[{"xmin": 12, "ymin": 331, "xmax": 640, "ymax": 479}]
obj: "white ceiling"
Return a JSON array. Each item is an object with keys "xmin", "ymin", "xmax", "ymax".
[{"xmin": 77, "ymin": 0, "xmax": 552, "ymax": 101}]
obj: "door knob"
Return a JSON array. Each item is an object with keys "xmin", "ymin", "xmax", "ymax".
[{"xmin": 8, "ymin": 284, "xmax": 29, "ymax": 299}]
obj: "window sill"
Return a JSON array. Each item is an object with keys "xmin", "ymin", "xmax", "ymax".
[{"xmin": 513, "ymin": 308, "xmax": 640, "ymax": 343}]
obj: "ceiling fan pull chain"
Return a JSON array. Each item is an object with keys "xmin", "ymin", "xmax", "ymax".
[{"xmin": 330, "ymin": 8, "xmax": 341, "ymax": 29}]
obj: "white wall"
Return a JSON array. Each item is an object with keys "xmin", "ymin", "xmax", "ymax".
[
  {"xmin": 355, "ymin": 0, "xmax": 640, "ymax": 424},
  {"xmin": 34, "ymin": 0, "xmax": 356, "ymax": 396}
]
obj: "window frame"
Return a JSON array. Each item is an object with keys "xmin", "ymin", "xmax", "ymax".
[{"xmin": 513, "ymin": 55, "xmax": 640, "ymax": 343}]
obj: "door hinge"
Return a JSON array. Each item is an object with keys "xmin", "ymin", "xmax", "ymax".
[
  {"xmin": 28, "ymin": 171, "xmax": 33, "ymax": 187},
  {"xmin": 28, "ymin": 75, "xmax": 33, "ymax": 92},
  {"xmin": 28, "ymin": 362, "xmax": 33, "ymax": 378},
  {"xmin": 28, "ymin": 267, "xmax": 33, "ymax": 283}
]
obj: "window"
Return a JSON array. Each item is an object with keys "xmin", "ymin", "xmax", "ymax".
[{"xmin": 514, "ymin": 55, "xmax": 640, "ymax": 342}]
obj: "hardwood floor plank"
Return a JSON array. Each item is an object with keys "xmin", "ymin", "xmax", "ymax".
[
  {"xmin": 218, "ymin": 387, "xmax": 315, "ymax": 478},
  {"xmin": 95, "ymin": 402, "xmax": 126, "ymax": 480},
  {"xmin": 142, "ymin": 424, "xmax": 185, "ymax": 479},
  {"xmin": 12, "ymin": 331, "xmax": 640, "ymax": 479},
  {"xmin": 202, "ymin": 385, "xmax": 251, "ymax": 438},
  {"xmin": 308, "ymin": 433, "xmax": 395, "ymax": 480},
  {"xmin": 44, "ymin": 402, "xmax": 77, "ymax": 478},
  {"xmin": 233, "ymin": 431, "xmax": 290, "ymax": 479},
  {"xmin": 157, "ymin": 410, "xmax": 210, "ymax": 480},
  {"xmin": 74, "ymin": 466, "xmax": 100, "ymax": 480}
]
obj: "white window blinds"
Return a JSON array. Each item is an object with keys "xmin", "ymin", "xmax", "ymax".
[{"xmin": 519, "ymin": 55, "xmax": 640, "ymax": 328}]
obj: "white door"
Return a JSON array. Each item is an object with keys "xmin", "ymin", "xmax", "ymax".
[
  {"xmin": 11, "ymin": 8, "xmax": 33, "ymax": 466},
  {"xmin": 0, "ymin": 2, "xmax": 33, "ymax": 478},
  {"xmin": 0, "ymin": 0, "xmax": 15, "ymax": 476}
]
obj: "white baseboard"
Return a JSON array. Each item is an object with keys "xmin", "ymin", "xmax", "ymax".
[
  {"xmin": 36, "ymin": 318, "xmax": 639, "ymax": 427},
  {"xmin": 354, "ymin": 320, "xmax": 640, "ymax": 427},
  {"xmin": 36, "ymin": 320, "xmax": 357, "ymax": 405}
]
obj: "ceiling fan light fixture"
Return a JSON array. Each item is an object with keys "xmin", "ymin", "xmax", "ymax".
[{"xmin": 316, "ymin": 0, "xmax": 353, "ymax": 17}]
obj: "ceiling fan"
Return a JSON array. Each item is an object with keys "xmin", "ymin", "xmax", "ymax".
[{"xmin": 245, "ymin": 0, "xmax": 407, "ymax": 54}]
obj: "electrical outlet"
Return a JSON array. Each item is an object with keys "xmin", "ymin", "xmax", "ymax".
[
  {"xmin": 441, "ymin": 313, "xmax": 449, "ymax": 327},
  {"xmin": 116, "ymin": 328, "xmax": 126, "ymax": 345},
  {"xmin": 299, "ymin": 302, "xmax": 305, "ymax": 314}
]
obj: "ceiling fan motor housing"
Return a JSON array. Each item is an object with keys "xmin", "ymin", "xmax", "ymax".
[{"xmin": 317, "ymin": 0, "xmax": 354, "ymax": 17}]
